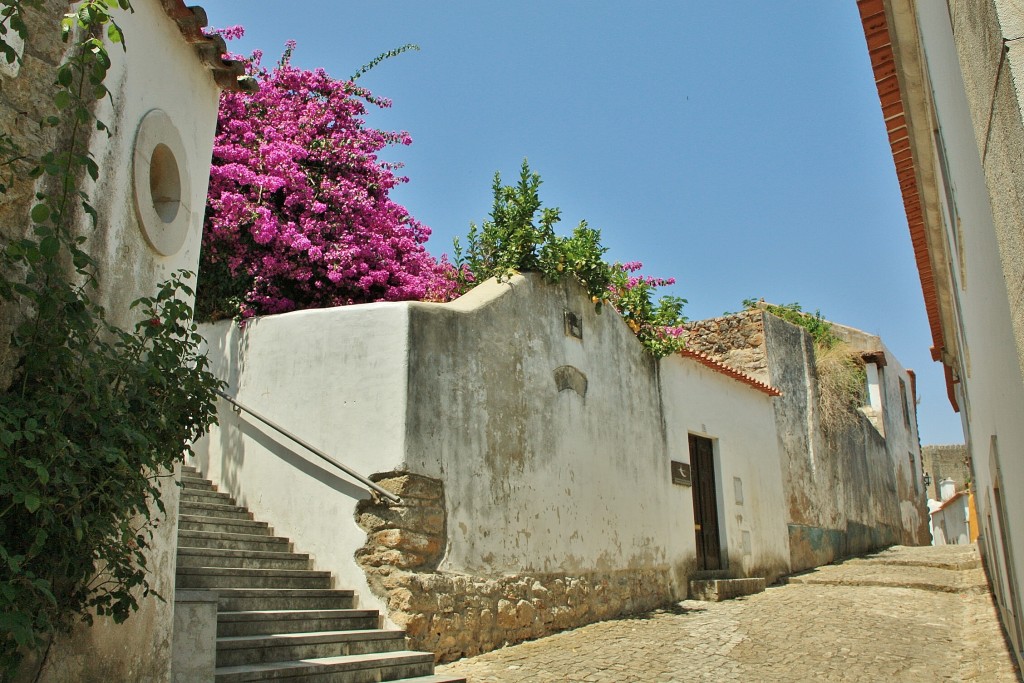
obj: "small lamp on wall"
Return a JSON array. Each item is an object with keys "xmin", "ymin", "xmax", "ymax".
[{"xmin": 923, "ymin": 472, "xmax": 932, "ymax": 490}]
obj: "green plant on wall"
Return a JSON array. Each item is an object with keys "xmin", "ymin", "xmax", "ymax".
[
  {"xmin": 0, "ymin": 2, "xmax": 223, "ymax": 675},
  {"xmin": 742, "ymin": 299, "xmax": 840, "ymax": 349},
  {"xmin": 453, "ymin": 159, "xmax": 614, "ymax": 304},
  {"xmin": 454, "ymin": 160, "xmax": 687, "ymax": 357},
  {"xmin": 742, "ymin": 299, "xmax": 864, "ymax": 439}
]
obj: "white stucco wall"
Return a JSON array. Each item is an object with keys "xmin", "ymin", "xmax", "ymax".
[
  {"xmin": 932, "ymin": 495, "xmax": 972, "ymax": 546},
  {"xmin": 660, "ymin": 355, "xmax": 791, "ymax": 580},
  {"xmin": 914, "ymin": 0, "xmax": 1024, "ymax": 655},
  {"xmin": 403, "ymin": 276, "xmax": 683, "ymax": 578},
  {"xmin": 195, "ymin": 273, "xmax": 790, "ymax": 615},
  {"xmin": 87, "ymin": 2, "xmax": 221, "ymax": 315},
  {"xmin": 195, "ymin": 303, "xmax": 413, "ymax": 615}
]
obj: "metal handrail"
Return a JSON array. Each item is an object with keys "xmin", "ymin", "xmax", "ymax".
[{"xmin": 215, "ymin": 389, "xmax": 402, "ymax": 504}]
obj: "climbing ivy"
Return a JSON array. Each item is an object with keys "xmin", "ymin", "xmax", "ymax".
[{"xmin": 0, "ymin": 2, "xmax": 222, "ymax": 676}]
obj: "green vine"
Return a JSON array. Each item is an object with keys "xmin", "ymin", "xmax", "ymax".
[{"xmin": 0, "ymin": 1, "xmax": 223, "ymax": 676}]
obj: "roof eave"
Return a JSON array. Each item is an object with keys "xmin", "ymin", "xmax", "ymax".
[{"xmin": 856, "ymin": 0, "xmax": 962, "ymax": 410}]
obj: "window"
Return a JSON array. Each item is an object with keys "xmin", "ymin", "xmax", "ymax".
[
  {"xmin": 132, "ymin": 109, "xmax": 191, "ymax": 257},
  {"xmin": 899, "ymin": 377, "xmax": 911, "ymax": 429}
]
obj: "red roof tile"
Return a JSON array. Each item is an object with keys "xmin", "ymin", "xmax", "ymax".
[
  {"xmin": 161, "ymin": 0, "xmax": 256, "ymax": 92},
  {"xmin": 676, "ymin": 349, "xmax": 782, "ymax": 397}
]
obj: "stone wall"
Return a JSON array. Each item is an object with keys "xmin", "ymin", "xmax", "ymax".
[
  {"xmin": 0, "ymin": 0, "xmax": 70, "ymax": 389},
  {"xmin": 921, "ymin": 444, "xmax": 970, "ymax": 499},
  {"xmin": 356, "ymin": 473, "xmax": 675, "ymax": 662},
  {"xmin": 682, "ymin": 310, "xmax": 768, "ymax": 383}
]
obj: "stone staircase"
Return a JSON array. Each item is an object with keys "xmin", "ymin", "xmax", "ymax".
[{"xmin": 176, "ymin": 464, "xmax": 464, "ymax": 683}]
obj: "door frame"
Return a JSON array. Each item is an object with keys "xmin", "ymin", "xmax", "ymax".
[{"xmin": 688, "ymin": 433, "xmax": 725, "ymax": 571}]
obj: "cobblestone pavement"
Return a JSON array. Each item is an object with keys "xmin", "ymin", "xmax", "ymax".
[{"xmin": 436, "ymin": 545, "xmax": 1021, "ymax": 682}]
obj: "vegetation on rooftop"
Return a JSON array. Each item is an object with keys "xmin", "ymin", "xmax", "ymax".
[{"xmin": 742, "ymin": 299, "xmax": 864, "ymax": 440}]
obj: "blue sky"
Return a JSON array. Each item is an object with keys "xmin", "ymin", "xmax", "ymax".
[{"xmin": 196, "ymin": 1, "xmax": 964, "ymax": 445}]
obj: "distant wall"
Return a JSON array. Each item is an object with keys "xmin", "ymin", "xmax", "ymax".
[{"xmin": 922, "ymin": 444, "xmax": 970, "ymax": 499}]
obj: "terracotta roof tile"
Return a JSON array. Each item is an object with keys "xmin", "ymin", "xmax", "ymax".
[
  {"xmin": 676, "ymin": 349, "xmax": 782, "ymax": 398},
  {"xmin": 161, "ymin": 1, "xmax": 257, "ymax": 92}
]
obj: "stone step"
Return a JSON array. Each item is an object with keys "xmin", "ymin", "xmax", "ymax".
[
  {"xmin": 180, "ymin": 515, "xmax": 273, "ymax": 535},
  {"xmin": 177, "ymin": 567, "xmax": 332, "ymax": 590},
  {"xmin": 182, "ymin": 489, "xmax": 237, "ymax": 506},
  {"xmin": 216, "ymin": 650, "xmax": 436, "ymax": 682},
  {"xmin": 182, "ymin": 464, "xmax": 199, "ymax": 475},
  {"xmin": 182, "ymin": 475, "xmax": 217, "ymax": 491},
  {"xmin": 216, "ymin": 630, "xmax": 409, "ymax": 668},
  {"xmin": 214, "ymin": 588, "xmax": 357, "ymax": 612},
  {"xmin": 177, "ymin": 547, "xmax": 312, "ymax": 571},
  {"xmin": 181, "ymin": 501, "xmax": 255, "ymax": 521},
  {"xmin": 217, "ymin": 609, "xmax": 380, "ymax": 637},
  {"xmin": 689, "ymin": 577, "xmax": 766, "ymax": 602},
  {"xmin": 178, "ymin": 529, "xmax": 292, "ymax": 553},
  {"xmin": 389, "ymin": 676, "xmax": 468, "ymax": 683}
]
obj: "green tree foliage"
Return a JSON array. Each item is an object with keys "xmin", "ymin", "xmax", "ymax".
[{"xmin": 455, "ymin": 160, "xmax": 687, "ymax": 357}]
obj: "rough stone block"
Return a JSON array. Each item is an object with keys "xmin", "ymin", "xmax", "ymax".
[{"xmin": 688, "ymin": 577, "xmax": 766, "ymax": 602}]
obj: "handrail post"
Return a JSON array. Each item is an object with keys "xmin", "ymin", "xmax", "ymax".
[{"xmin": 214, "ymin": 389, "xmax": 402, "ymax": 505}]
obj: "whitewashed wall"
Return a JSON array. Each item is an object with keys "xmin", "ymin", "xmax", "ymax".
[
  {"xmin": 660, "ymin": 355, "xmax": 791, "ymax": 581},
  {"xmin": 196, "ymin": 304, "xmax": 412, "ymax": 615},
  {"xmin": 913, "ymin": 0, "xmax": 1024, "ymax": 657},
  {"xmin": 195, "ymin": 273, "xmax": 790, "ymax": 621}
]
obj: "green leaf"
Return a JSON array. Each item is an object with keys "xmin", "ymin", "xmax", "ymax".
[
  {"xmin": 107, "ymin": 22, "xmax": 122, "ymax": 44},
  {"xmin": 24, "ymin": 494, "xmax": 41, "ymax": 513},
  {"xmin": 30, "ymin": 203, "xmax": 50, "ymax": 223},
  {"xmin": 39, "ymin": 236, "xmax": 60, "ymax": 259},
  {"xmin": 54, "ymin": 89, "xmax": 71, "ymax": 110}
]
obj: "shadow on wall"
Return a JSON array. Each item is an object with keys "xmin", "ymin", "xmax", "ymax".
[{"xmin": 237, "ymin": 417, "xmax": 366, "ymax": 501}]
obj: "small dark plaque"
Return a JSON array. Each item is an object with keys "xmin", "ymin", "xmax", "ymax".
[
  {"xmin": 564, "ymin": 310, "xmax": 583, "ymax": 339},
  {"xmin": 671, "ymin": 460, "xmax": 691, "ymax": 486}
]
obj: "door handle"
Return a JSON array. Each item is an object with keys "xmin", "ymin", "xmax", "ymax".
[{"xmin": 694, "ymin": 524, "xmax": 702, "ymax": 531}]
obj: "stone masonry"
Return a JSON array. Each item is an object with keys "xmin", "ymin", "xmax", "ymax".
[
  {"xmin": 682, "ymin": 310, "xmax": 768, "ymax": 383},
  {"xmin": 437, "ymin": 544, "xmax": 1020, "ymax": 682},
  {"xmin": 0, "ymin": 0, "xmax": 73, "ymax": 390},
  {"xmin": 921, "ymin": 444, "xmax": 971, "ymax": 500},
  {"xmin": 355, "ymin": 472, "xmax": 676, "ymax": 663}
]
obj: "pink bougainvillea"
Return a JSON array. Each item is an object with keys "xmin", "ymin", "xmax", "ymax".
[{"xmin": 198, "ymin": 41, "xmax": 456, "ymax": 320}]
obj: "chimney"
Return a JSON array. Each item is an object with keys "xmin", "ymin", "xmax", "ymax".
[{"xmin": 939, "ymin": 478, "xmax": 957, "ymax": 502}]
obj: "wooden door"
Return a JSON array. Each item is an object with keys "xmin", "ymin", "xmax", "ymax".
[{"xmin": 689, "ymin": 434, "xmax": 722, "ymax": 571}]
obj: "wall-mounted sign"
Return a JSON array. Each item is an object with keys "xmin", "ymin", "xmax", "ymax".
[{"xmin": 671, "ymin": 460, "xmax": 691, "ymax": 486}]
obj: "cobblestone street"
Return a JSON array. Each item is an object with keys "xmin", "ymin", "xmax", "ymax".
[{"xmin": 436, "ymin": 545, "xmax": 1021, "ymax": 682}]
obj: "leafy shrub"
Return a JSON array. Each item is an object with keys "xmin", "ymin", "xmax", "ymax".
[
  {"xmin": 198, "ymin": 42, "xmax": 456, "ymax": 320},
  {"xmin": 453, "ymin": 159, "xmax": 612, "ymax": 302},
  {"xmin": 455, "ymin": 160, "xmax": 686, "ymax": 357},
  {"xmin": 0, "ymin": 2, "xmax": 222, "ymax": 675}
]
